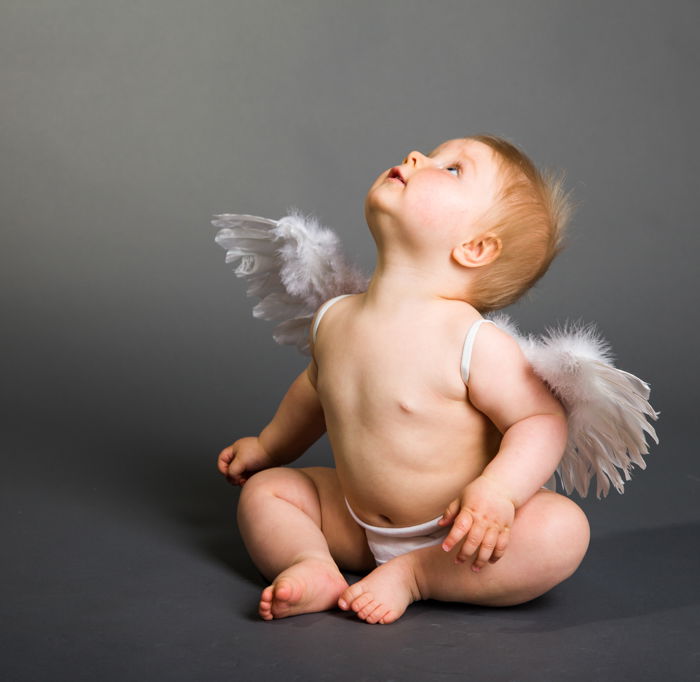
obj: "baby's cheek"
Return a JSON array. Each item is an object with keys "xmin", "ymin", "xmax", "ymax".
[
  {"xmin": 405, "ymin": 189, "xmax": 449, "ymax": 226},
  {"xmin": 412, "ymin": 184, "xmax": 469, "ymax": 223}
]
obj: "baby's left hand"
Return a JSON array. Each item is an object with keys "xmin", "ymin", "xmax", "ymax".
[{"xmin": 438, "ymin": 475, "xmax": 516, "ymax": 572}]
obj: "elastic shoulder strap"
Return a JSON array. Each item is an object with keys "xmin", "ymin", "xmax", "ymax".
[
  {"xmin": 460, "ymin": 319, "xmax": 496, "ymax": 385},
  {"xmin": 312, "ymin": 294, "xmax": 354, "ymax": 344}
]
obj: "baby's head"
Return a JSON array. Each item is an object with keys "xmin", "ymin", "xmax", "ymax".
[
  {"xmin": 365, "ymin": 135, "xmax": 572, "ymax": 311},
  {"xmin": 461, "ymin": 135, "xmax": 572, "ymax": 311}
]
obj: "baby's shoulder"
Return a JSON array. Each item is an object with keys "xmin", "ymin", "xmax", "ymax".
[
  {"xmin": 308, "ymin": 293, "xmax": 361, "ymax": 356},
  {"xmin": 449, "ymin": 302, "xmax": 517, "ymax": 347},
  {"xmin": 462, "ymin": 315, "xmax": 526, "ymax": 377}
]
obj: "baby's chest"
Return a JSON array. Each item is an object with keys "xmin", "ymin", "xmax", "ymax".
[
  {"xmin": 317, "ymin": 336, "xmax": 468, "ymax": 414},
  {"xmin": 317, "ymin": 345, "xmax": 495, "ymax": 462}
]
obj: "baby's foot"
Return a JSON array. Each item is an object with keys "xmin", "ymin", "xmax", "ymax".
[
  {"xmin": 337, "ymin": 554, "xmax": 421, "ymax": 624},
  {"xmin": 259, "ymin": 557, "xmax": 349, "ymax": 621}
]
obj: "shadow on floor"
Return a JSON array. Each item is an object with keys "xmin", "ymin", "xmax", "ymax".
[
  {"xmin": 415, "ymin": 522, "xmax": 700, "ymax": 632},
  {"xmin": 134, "ymin": 448, "xmax": 700, "ymax": 632},
  {"xmin": 21, "ymin": 433, "xmax": 698, "ymax": 632}
]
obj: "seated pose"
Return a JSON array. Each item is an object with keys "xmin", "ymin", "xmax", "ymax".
[{"xmin": 216, "ymin": 135, "xmax": 655, "ymax": 624}]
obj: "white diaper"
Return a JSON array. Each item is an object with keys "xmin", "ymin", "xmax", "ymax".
[
  {"xmin": 345, "ymin": 477, "xmax": 556, "ymax": 566},
  {"xmin": 344, "ymin": 499, "xmax": 449, "ymax": 566}
]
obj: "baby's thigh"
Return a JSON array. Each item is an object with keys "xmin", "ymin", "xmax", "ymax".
[
  {"xmin": 514, "ymin": 490, "xmax": 590, "ymax": 576},
  {"xmin": 300, "ymin": 467, "xmax": 376, "ymax": 573}
]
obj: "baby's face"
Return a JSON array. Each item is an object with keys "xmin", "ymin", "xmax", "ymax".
[{"xmin": 365, "ymin": 138, "xmax": 502, "ymax": 250}]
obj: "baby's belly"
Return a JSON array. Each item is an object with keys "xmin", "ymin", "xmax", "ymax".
[{"xmin": 325, "ymin": 410, "xmax": 500, "ymax": 528}]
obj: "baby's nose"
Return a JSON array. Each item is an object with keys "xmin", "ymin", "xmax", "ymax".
[{"xmin": 403, "ymin": 150, "xmax": 428, "ymax": 167}]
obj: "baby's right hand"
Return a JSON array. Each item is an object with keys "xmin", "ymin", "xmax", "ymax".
[{"xmin": 217, "ymin": 436, "xmax": 272, "ymax": 486}]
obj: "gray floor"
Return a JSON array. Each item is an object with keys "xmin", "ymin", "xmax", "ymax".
[{"xmin": 3, "ymin": 427, "xmax": 699, "ymax": 682}]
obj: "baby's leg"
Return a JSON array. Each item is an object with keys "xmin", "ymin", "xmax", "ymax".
[
  {"xmin": 339, "ymin": 490, "xmax": 590, "ymax": 624},
  {"xmin": 237, "ymin": 466, "xmax": 375, "ymax": 620}
]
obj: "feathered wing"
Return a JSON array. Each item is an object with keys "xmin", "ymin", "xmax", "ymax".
[
  {"xmin": 213, "ymin": 209, "xmax": 369, "ymax": 354},
  {"xmin": 487, "ymin": 313, "xmax": 659, "ymax": 499}
]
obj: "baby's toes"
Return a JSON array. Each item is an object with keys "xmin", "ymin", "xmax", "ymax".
[
  {"xmin": 366, "ymin": 603, "xmax": 392, "ymax": 625},
  {"xmin": 260, "ymin": 585, "xmax": 275, "ymax": 605},
  {"xmin": 351, "ymin": 591, "xmax": 375, "ymax": 614},
  {"xmin": 357, "ymin": 598, "xmax": 380, "ymax": 620},
  {"xmin": 378, "ymin": 608, "xmax": 402, "ymax": 625},
  {"xmin": 338, "ymin": 582, "xmax": 366, "ymax": 610},
  {"xmin": 259, "ymin": 586, "xmax": 274, "ymax": 620}
]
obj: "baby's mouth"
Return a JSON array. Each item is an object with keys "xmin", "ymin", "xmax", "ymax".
[{"xmin": 388, "ymin": 167, "xmax": 406, "ymax": 184}]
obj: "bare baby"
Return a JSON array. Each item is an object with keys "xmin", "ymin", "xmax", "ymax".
[{"xmin": 217, "ymin": 136, "xmax": 590, "ymax": 624}]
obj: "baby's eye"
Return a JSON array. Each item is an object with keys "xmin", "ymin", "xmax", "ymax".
[{"xmin": 445, "ymin": 165, "xmax": 460, "ymax": 176}]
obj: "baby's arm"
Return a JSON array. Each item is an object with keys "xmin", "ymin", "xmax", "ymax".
[
  {"xmin": 440, "ymin": 325, "xmax": 568, "ymax": 570},
  {"xmin": 217, "ymin": 319, "xmax": 327, "ymax": 485}
]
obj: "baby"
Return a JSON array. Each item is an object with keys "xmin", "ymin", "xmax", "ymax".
[{"xmin": 217, "ymin": 135, "xmax": 591, "ymax": 624}]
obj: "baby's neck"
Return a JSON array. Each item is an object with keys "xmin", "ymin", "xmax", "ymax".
[{"xmin": 363, "ymin": 258, "xmax": 470, "ymax": 312}]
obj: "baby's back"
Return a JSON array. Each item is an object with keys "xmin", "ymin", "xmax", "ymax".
[{"xmin": 312, "ymin": 294, "xmax": 501, "ymax": 527}]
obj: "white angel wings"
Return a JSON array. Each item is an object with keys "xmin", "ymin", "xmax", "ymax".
[
  {"xmin": 485, "ymin": 314, "xmax": 658, "ymax": 498},
  {"xmin": 214, "ymin": 210, "xmax": 658, "ymax": 499},
  {"xmin": 213, "ymin": 210, "xmax": 368, "ymax": 354}
]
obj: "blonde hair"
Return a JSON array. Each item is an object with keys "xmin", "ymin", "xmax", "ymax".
[{"xmin": 466, "ymin": 134, "xmax": 573, "ymax": 312}]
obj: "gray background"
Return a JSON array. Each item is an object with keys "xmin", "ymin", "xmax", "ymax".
[{"xmin": 2, "ymin": 1, "xmax": 699, "ymax": 680}]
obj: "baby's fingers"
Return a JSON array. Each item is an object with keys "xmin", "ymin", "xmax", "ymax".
[
  {"xmin": 439, "ymin": 499, "xmax": 460, "ymax": 526},
  {"xmin": 217, "ymin": 445, "xmax": 235, "ymax": 475},
  {"xmin": 441, "ymin": 508, "xmax": 474, "ymax": 553},
  {"xmin": 487, "ymin": 529, "xmax": 510, "ymax": 564},
  {"xmin": 456, "ymin": 520, "xmax": 487, "ymax": 564},
  {"xmin": 471, "ymin": 527, "xmax": 501, "ymax": 572},
  {"xmin": 226, "ymin": 457, "xmax": 249, "ymax": 485}
]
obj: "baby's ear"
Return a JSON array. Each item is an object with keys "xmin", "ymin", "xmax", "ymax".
[{"xmin": 451, "ymin": 233, "xmax": 502, "ymax": 269}]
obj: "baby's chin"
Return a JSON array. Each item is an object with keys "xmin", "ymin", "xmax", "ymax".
[{"xmin": 363, "ymin": 189, "xmax": 393, "ymax": 225}]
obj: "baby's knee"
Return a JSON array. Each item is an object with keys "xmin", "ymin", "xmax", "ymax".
[
  {"xmin": 236, "ymin": 468, "xmax": 280, "ymax": 518},
  {"xmin": 238, "ymin": 467, "xmax": 288, "ymax": 507},
  {"xmin": 240, "ymin": 466, "xmax": 284, "ymax": 494},
  {"xmin": 237, "ymin": 467, "xmax": 320, "ymax": 520},
  {"xmin": 542, "ymin": 495, "xmax": 590, "ymax": 577}
]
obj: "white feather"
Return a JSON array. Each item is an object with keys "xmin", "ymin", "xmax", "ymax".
[
  {"xmin": 487, "ymin": 314, "xmax": 659, "ymax": 498},
  {"xmin": 213, "ymin": 209, "xmax": 368, "ymax": 354}
]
